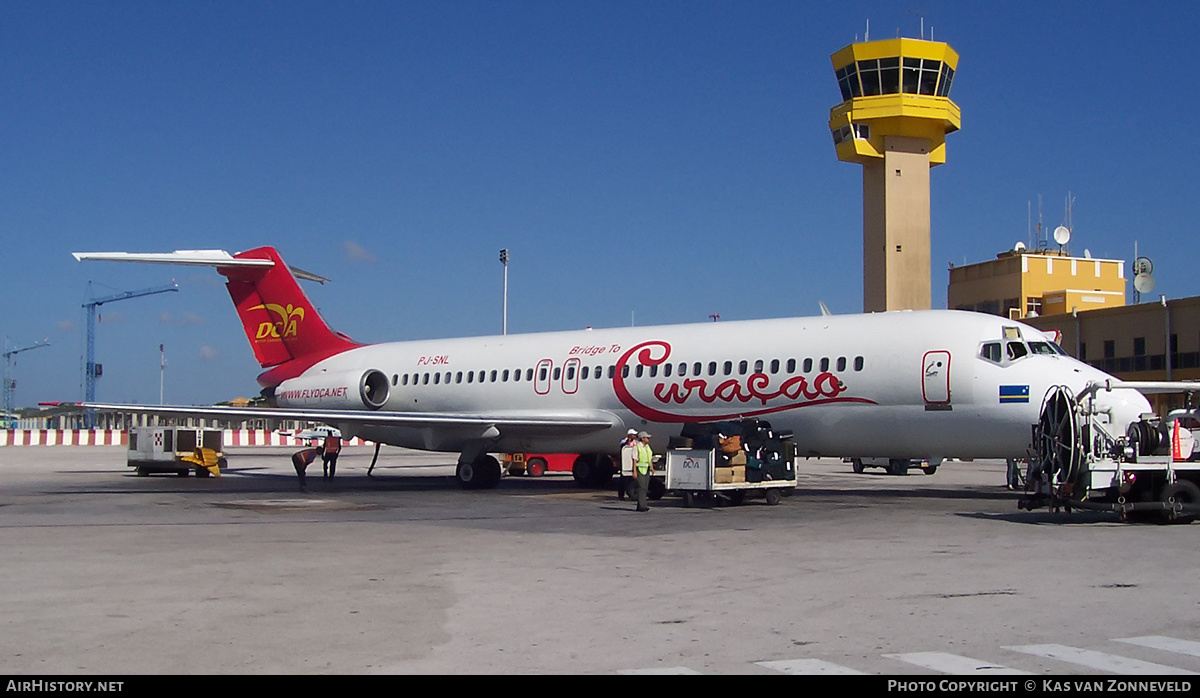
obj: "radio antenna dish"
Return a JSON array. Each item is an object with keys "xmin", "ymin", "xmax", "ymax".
[
  {"xmin": 1133, "ymin": 256, "xmax": 1155, "ymax": 302},
  {"xmin": 1053, "ymin": 225, "xmax": 1071, "ymax": 246}
]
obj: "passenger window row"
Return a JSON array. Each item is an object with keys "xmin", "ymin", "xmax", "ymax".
[{"xmin": 390, "ymin": 355, "xmax": 866, "ymax": 388}]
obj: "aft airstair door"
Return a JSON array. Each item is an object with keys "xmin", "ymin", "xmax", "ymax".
[{"xmin": 922, "ymin": 350, "xmax": 951, "ymax": 410}]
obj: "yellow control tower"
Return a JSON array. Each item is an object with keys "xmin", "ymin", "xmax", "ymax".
[{"xmin": 829, "ymin": 38, "xmax": 960, "ymax": 312}]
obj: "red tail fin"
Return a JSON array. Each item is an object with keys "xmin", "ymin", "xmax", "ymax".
[{"xmin": 220, "ymin": 246, "xmax": 359, "ymax": 368}]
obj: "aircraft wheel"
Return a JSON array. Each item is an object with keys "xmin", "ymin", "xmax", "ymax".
[
  {"xmin": 477, "ymin": 455, "xmax": 501, "ymax": 489},
  {"xmin": 572, "ymin": 455, "xmax": 593, "ymax": 486},
  {"xmin": 457, "ymin": 456, "xmax": 502, "ymax": 490},
  {"xmin": 573, "ymin": 454, "xmax": 614, "ymax": 488},
  {"xmin": 592, "ymin": 455, "xmax": 615, "ymax": 488},
  {"xmin": 456, "ymin": 461, "xmax": 478, "ymax": 489}
]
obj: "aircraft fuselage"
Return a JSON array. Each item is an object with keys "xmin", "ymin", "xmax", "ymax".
[{"xmin": 275, "ymin": 309, "xmax": 1143, "ymax": 460}]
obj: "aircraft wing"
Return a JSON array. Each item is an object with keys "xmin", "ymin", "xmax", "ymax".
[{"xmin": 83, "ymin": 403, "xmax": 618, "ymax": 436}]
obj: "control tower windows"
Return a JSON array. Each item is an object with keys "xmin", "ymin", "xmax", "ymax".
[
  {"xmin": 832, "ymin": 122, "xmax": 870, "ymax": 146},
  {"xmin": 903, "ymin": 58, "xmax": 941, "ymax": 96},
  {"xmin": 835, "ymin": 58, "xmax": 954, "ymax": 101},
  {"xmin": 857, "ymin": 57, "xmax": 899, "ymax": 96},
  {"xmin": 836, "ymin": 63, "xmax": 860, "ymax": 101},
  {"xmin": 937, "ymin": 64, "xmax": 955, "ymax": 97}
]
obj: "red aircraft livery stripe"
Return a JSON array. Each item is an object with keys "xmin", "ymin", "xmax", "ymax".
[{"xmin": 612, "ymin": 340, "xmax": 876, "ymax": 423}]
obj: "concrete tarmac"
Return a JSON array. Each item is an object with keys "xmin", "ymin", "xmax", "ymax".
[{"xmin": 1, "ymin": 446, "xmax": 1198, "ymax": 675}]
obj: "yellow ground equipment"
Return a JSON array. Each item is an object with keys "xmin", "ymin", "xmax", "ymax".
[{"xmin": 127, "ymin": 427, "xmax": 226, "ymax": 477}]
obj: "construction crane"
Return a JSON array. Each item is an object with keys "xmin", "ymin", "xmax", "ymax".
[
  {"xmin": 83, "ymin": 281, "xmax": 178, "ymax": 427},
  {"xmin": 3, "ymin": 337, "xmax": 50, "ymax": 425}
]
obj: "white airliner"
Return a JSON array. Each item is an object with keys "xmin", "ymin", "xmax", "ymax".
[{"xmin": 74, "ymin": 246, "xmax": 1151, "ymax": 489}]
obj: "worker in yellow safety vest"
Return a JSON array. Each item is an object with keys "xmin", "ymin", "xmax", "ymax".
[{"xmin": 634, "ymin": 431, "xmax": 654, "ymax": 512}]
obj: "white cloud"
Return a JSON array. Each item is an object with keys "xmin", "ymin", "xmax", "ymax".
[{"xmin": 344, "ymin": 241, "xmax": 377, "ymax": 263}]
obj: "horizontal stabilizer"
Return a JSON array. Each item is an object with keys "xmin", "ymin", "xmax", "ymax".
[{"xmin": 72, "ymin": 249, "xmax": 329, "ymax": 284}]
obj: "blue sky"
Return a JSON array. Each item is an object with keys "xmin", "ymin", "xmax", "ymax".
[{"xmin": 2, "ymin": 1, "xmax": 1197, "ymax": 407}]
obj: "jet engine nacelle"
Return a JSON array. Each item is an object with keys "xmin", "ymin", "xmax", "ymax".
[{"xmin": 275, "ymin": 369, "xmax": 390, "ymax": 411}]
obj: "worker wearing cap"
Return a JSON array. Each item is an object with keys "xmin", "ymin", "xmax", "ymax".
[
  {"xmin": 617, "ymin": 429, "xmax": 638, "ymax": 500},
  {"xmin": 634, "ymin": 431, "xmax": 654, "ymax": 512}
]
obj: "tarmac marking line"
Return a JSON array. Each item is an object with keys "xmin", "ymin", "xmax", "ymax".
[
  {"xmin": 1114, "ymin": 636, "xmax": 1200, "ymax": 658},
  {"xmin": 756, "ymin": 658, "xmax": 867, "ymax": 675},
  {"xmin": 883, "ymin": 651, "xmax": 1031, "ymax": 674},
  {"xmin": 1004, "ymin": 644, "xmax": 1198, "ymax": 675}
]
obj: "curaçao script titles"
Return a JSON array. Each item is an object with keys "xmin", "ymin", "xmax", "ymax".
[{"xmin": 612, "ymin": 340, "xmax": 874, "ymax": 423}]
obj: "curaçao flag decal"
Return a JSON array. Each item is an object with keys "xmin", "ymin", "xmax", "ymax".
[{"xmin": 999, "ymin": 385, "xmax": 1030, "ymax": 403}]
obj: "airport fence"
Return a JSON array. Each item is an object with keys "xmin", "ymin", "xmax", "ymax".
[{"xmin": 0, "ymin": 429, "xmax": 373, "ymax": 447}]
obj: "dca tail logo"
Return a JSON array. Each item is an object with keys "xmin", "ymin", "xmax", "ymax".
[{"xmin": 249, "ymin": 303, "xmax": 305, "ymax": 341}]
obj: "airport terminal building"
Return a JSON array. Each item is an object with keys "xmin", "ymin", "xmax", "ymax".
[{"xmin": 948, "ymin": 247, "xmax": 1200, "ymax": 413}]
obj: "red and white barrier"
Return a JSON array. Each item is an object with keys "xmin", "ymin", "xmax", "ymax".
[
  {"xmin": 1, "ymin": 429, "xmax": 371, "ymax": 447},
  {"xmin": 0, "ymin": 429, "xmax": 126, "ymax": 446},
  {"xmin": 221, "ymin": 430, "xmax": 371, "ymax": 447}
]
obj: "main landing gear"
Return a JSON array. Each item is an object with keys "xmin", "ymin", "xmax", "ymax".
[{"xmin": 456, "ymin": 454, "xmax": 502, "ymax": 490}]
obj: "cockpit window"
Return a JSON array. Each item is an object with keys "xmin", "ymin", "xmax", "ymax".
[
  {"xmin": 980, "ymin": 342, "xmax": 1002, "ymax": 363},
  {"xmin": 1028, "ymin": 341, "xmax": 1058, "ymax": 356},
  {"xmin": 1006, "ymin": 341, "xmax": 1028, "ymax": 361}
]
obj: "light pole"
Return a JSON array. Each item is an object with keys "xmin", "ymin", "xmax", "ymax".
[
  {"xmin": 499, "ymin": 249, "xmax": 509, "ymax": 335},
  {"xmin": 159, "ymin": 343, "xmax": 165, "ymax": 405}
]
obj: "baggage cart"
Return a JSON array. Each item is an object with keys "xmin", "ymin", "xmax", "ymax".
[{"xmin": 666, "ymin": 448, "xmax": 795, "ymax": 507}]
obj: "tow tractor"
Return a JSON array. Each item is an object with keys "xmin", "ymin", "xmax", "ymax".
[
  {"xmin": 127, "ymin": 426, "xmax": 226, "ymax": 477},
  {"xmin": 1019, "ymin": 381, "xmax": 1200, "ymax": 523},
  {"xmin": 502, "ymin": 453, "xmax": 575, "ymax": 477}
]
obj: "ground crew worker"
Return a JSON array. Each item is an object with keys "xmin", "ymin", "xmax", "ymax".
[
  {"xmin": 634, "ymin": 431, "xmax": 653, "ymax": 512},
  {"xmin": 292, "ymin": 442, "xmax": 323, "ymax": 492},
  {"xmin": 322, "ymin": 432, "xmax": 342, "ymax": 480},
  {"xmin": 618, "ymin": 429, "xmax": 638, "ymax": 500}
]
